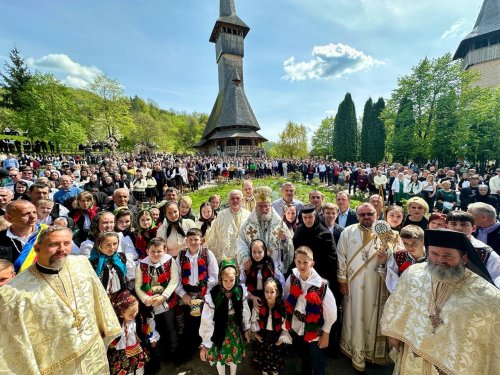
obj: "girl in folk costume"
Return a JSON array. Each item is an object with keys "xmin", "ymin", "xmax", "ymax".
[
  {"xmin": 89, "ymin": 231, "xmax": 128, "ymax": 296},
  {"xmin": 240, "ymin": 239, "xmax": 285, "ymax": 309},
  {"xmin": 156, "ymin": 201, "xmax": 196, "ymax": 258},
  {"xmin": 71, "ymin": 191, "xmax": 99, "ymax": 246},
  {"xmin": 149, "ymin": 207, "xmax": 161, "ymax": 227},
  {"xmin": 195, "ymin": 202, "xmax": 215, "ymax": 240},
  {"xmin": 282, "ymin": 246, "xmax": 337, "ymax": 375},
  {"xmin": 114, "ymin": 207, "xmax": 140, "ymax": 283},
  {"xmin": 134, "ymin": 237, "xmax": 179, "ymax": 357},
  {"xmin": 108, "ymin": 290, "xmax": 159, "ymax": 375},
  {"xmin": 250, "ymin": 277, "xmax": 290, "ymax": 375},
  {"xmin": 199, "ymin": 259, "xmax": 251, "ymax": 375},
  {"xmin": 134, "ymin": 210, "xmax": 158, "ymax": 260},
  {"xmin": 176, "ymin": 228, "xmax": 219, "ymax": 363}
]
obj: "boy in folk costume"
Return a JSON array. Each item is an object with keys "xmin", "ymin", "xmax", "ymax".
[
  {"xmin": 176, "ymin": 228, "xmax": 219, "ymax": 363},
  {"xmin": 282, "ymin": 246, "xmax": 337, "ymax": 375},
  {"xmin": 385, "ymin": 225, "xmax": 427, "ymax": 293},
  {"xmin": 135, "ymin": 237, "xmax": 179, "ymax": 359}
]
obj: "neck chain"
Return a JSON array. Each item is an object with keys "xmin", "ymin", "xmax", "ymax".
[
  {"xmin": 35, "ymin": 263, "xmax": 85, "ymax": 332},
  {"xmin": 428, "ymin": 273, "xmax": 467, "ymax": 333}
]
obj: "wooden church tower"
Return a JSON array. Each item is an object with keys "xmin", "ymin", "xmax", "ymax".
[
  {"xmin": 194, "ymin": 0, "xmax": 267, "ymax": 156},
  {"xmin": 453, "ymin": 0, "xmax": 500, "ymax": 87}
]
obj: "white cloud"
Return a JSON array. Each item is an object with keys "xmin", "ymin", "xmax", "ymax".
[
  {"xmin": 441, "ymin": 18, "xmax": 468, "ymax": 39},
  {"xmin": 283, "ymin": 43, "xmax": 384, "ymax": 81},
  {"xmin": 26, "ymin": 53, "xmax": 103, "ymax": 88}
]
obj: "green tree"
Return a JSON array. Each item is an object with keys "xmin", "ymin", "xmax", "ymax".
[
  {"xmin": 20, "ymin": 73, "xmax": 78, "ymax": 148},
  {"xmin": 360, "ymin": 98, "xmax": 373, "ymax": 162},
  {"xmin": 460, "ymin": 86, "xmax": 500, "ymax": 169},
  {"xmin": 431, "ymin": 90, "xmax": 461, "ymax": 165},
  {"xmin": 388, "ymin": 96, "xmax": 415, "ymax": 163},
  {"xmin": 311, "ymin": 116, "xmax": 334, "ymax": 157},
  {"xmin": 88, "ymin": 74, "xmax": 135, "ymax": 140},
  {"xmin": 333, "ymin": 93, "xmax": 358, "ymax": 161},
  {"xmin": 371, "ymin": 97, "xmax": 386, "ymax": 164},
  {"xmin": 383, "ymin": 53, "xmax": 468, "ymax": 163},
  {"xmin": 0, "ymin": 48, "xmax": 32, "ymax": 111},
  {"xmin": 275, "ymin": 121, "xmax": 308, "ymax": 158}
]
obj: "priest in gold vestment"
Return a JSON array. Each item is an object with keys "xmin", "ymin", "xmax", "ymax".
[
  {"xmin": 0, "ymin": 226, "xmax": 122, "ymax": 375},
  {"xmin": 381, "ymin": 230, "xmax": 500, "ymax": 375},
  {"xmin": 337, "ymin": 203, "xmax": 400, "ymax": 371},
  {"xmin": 205, "ymin": 189, "xmax": 250, "ymax": 262}
]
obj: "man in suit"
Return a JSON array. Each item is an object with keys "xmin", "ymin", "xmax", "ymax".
[{"xmin": 335, "ymin": 191, "xmax": 358, "ymax": 228}]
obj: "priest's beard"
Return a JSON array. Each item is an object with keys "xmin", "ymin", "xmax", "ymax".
[
  {"xmin": 257, "ymin": 211, "xmax": 272, "ymax": 223},
  {"xmin": 49, "ymin": 254, "xmax": 68, "ymax": 270},
  {"xmin": 428, "ymin": 258, "xmax": 466, "ymax": 282}
]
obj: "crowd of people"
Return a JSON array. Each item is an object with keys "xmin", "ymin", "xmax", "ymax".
[{"xmin": 0, "ymin": 152, "xmax": 499, "ymax": 375}]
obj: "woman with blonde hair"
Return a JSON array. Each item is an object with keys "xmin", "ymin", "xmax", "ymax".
[{"xmin": 402, "ymin": 196, "xmax": 429, "ymax": 230}]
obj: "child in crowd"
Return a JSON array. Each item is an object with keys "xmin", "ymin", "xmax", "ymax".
[
  {"xmin": 13, "ymin": 180, "xmax": 30, "ymax": 201},
  {"xmin": 385, "ymin": 204, "xmax": 405, "ymax": 232},
  {"xmin": 71, "ymin": 191, "xmax": 99, "ymax": 246},
  {"xmin": 0, "ymin": 259, "xmax": 15, "ymax": 287},
  {"xmin": 135, "ymin": 237, "xmax": 179, "ymax": 360},
  {"xmin": 150, "ymin": 207, "xmax": 161, "ymax": 226},
  {"xmin": 134, "ymin": 210, "xmax": 158, "ymax": 259},
  {"xmin": 114, "ymin": 208, "xmax": 139, "ymax": 283},
  {"xmin": 241, "ymin": 239, "xmax": 284, "ymax": 309},
  {"xmin": 250, "ymin": 277, "xmax": 289, "ymax": 375},
  {"xmin": 428, "ymin": 212, "xmax": 448, "ymax": 229},
  {"xmin": 89, "ymin": 231, "xmax": 128, "ymax": 296},
  {"xmin": 108, "ymin": 289, "xmax": 159, "ymax": 375},
  {"xmin": 176, "ymin": 228, "xmax": 219, "ymax": 362},
  {"xmin": 35, "ymin": 199, "xmax": 54, "ymax": 225},
  {"xmin": 199, "ymin": 259, "xmax": 251, "ymax": 375},
  {"xmin": 385, "ymin": 225, "xmax": 426, "ymax": 293},
  {"xmin": 209, "ymin": 194, "xmax": 221, "ymax": 218},
  {"xmin": 179, "ymin": 196, "xmax": 196, "ymax": 221},
  {"xmin": 282, "ymin": 246, "xmax": 337, "ymax": 375},
  {"xmin": 196, "ymin": 202, "xmax": 214, "ymax": 239}
]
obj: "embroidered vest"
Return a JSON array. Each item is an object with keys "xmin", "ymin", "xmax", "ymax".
[
  {"xmin": 245, "ymin": 260, "xmax": 274, "ymax": 294},
  {"xmin": 284, "ymin": 274, "xmax": 326, "ymax": 342},
  {"xmin": 179, "ymin": 247, "xmax": 209, "ymax": 298},
  {"xmin": 140, "ymin": 259, "xmax": 178, "ymax": 309},
  {"xmin": 258, "ymin": 304, "xmax": 285, "ymax": 335}
]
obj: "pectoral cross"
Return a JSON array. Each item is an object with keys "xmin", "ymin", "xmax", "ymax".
[
  {"xmin": 429, "ymin": 312, "xmax": 443, "ymax": 333},
  {"xmin": 73, "ymin": 310, "xmax": 85, "ymax": 332},
  {"xmin": 246, "ymin": 227, "xmax": 258, "ymax": 240}
]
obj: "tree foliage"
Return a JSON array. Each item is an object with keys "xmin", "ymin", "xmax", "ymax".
[
  {"xmin": 274, "ymin": 121, "xmax": 308, "ymax": 158},
  {"xmin": 333, "ymin": 93, "xmax": 358, "ymax": 161},
  {"xmin": 372, "ymin": 97, "xmax": 386, "ymax": 164},
  {"xmin": 0, "ymin": 48, "xmax": 32, "ymax": 111},
  {"xmin": 383, "ymin": 53, "xmax": 470, "ymax": 163},
  {"xmin": 360, "ymin": 98, "xmax": 373, "ymax": 163},
  {"xmin": 311, "ymin": 116, "xmax": 334, "ymax": 157}
]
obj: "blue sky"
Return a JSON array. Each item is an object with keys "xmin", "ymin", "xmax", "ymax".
[{"xmin": 0, "ymin": 0, "xmax": 484, "ymax": 142}]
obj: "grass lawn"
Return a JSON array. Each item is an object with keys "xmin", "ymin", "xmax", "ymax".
[{"xmin": 185, "ymin": 176, "xmax": 363, "ymax": 212}]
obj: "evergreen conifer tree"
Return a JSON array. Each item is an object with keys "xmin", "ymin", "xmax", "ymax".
[
  {"xmin": 391, "ymin": 96, "xmax": 415, "ymax": 162},
  {"xmin": 333, "ymin": 93, "xmax": 358, "ymax": 161},
  {"xmin": 372, "ymin": 97, "xmax": 386, "ymax": 164},
  {"xmin": 360, "ymin": 97, "xmax": 373, "ymax": 163},
  {"xmin": 0, "ymin": 48, "xmax": 32, "ymax": 111}
]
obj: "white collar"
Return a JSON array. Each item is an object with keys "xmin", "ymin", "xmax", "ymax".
[
  {"xmin": 140, "ymin": 253, "xmax": 172, "ymax": 267},
  {"xmin": 292, "ymin": 268, "xmax": 322, "ymax": 288}
]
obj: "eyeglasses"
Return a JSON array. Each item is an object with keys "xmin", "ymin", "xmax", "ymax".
[{"xmin": 9, "ymin": 174, "xmax": 18, "ymax": 177}]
